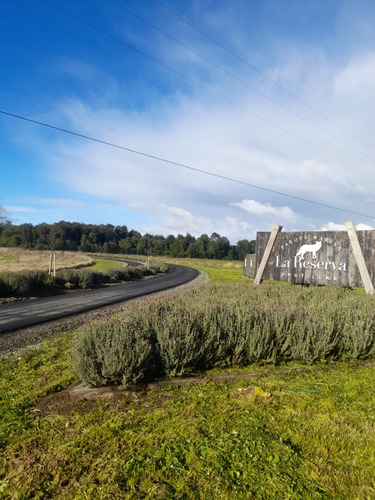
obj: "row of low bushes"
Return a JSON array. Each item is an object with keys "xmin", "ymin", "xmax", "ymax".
[
  {"xmin": 73, "ymin": 282, "xmax": 375, "ymax": 387},
  {"xmin": 0, "ymin": 270, "xmax": 54, "ymax": 295},
  {"xmin": 0, "ymin": 261, "xmax": 169, "ymax": 296}
]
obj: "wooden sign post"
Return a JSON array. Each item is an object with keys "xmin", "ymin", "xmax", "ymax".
[
  {"xmin": 253, "ymin": 224, "xmax": 282, "ymax": 285},
  {"xmin": 345, "ymin": 221, "xmax": 374, "ymax": 294}
]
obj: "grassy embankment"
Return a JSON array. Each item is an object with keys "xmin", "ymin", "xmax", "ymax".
[
  {"xmin": 1, "ymin": 255, "xmax": 375, "ymax": 498},
  {"xmin": 165, "ymin": 257, "xmax": 246, "ymax": 282},
  {"xmin": 0, "ymin": 248, "xmax": 93, "ymax": 273},
  {"xmin": 0, "ymin": 248, "xmax": 126, "ymax": 274}
]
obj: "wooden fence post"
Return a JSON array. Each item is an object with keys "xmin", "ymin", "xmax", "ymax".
[
  {"xmin": 345, "ymin": 220, "xmax": 374, "ymax": 294},
  {"xmin": 254, "ymin": 224, "xmax": 282, "ymax": 285}
]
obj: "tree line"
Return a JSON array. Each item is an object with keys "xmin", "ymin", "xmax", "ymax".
[{"xmin": 0, "ymin": 220, "xmax": 255, "ymax": 260}]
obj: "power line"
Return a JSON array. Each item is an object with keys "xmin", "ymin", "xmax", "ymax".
[
  {"xmin": 41, "ymin": 0, "xmax": 375, "ymax": 180},
  {"xmin": 1, "ymin": 109, "xmax": 374, "ymax": 220},
  {"xmin": 153, "ymin": 0, "xmax": 375, "ymax": 155},
  {"xmin": 108, "ymin": 0, "xmax": 375, "ymax": 165}
]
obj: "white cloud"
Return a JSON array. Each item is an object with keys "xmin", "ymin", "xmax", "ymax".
[
  {"xmin": 135, "ymin": 204, "xmax": 257, "ymax": 243},
  {"xmin": 14, "ymin": 38, "xmax": 375, "ymax": 237},
  {"xmin": 321, "ymin": 221, "xmax": 374, "ymax": 231},
  {"xmin": 5, "ymin": 206, "xmax": 38, "ymax": 213},
  {"xmin": 231, "ymin": 199, "xmax": 294, "ymax": 218},
  {"xmin": 141, "ymin": 204, "xmax": 211, "ymax": 236}
]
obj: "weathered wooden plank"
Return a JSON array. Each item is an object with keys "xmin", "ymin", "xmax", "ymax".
[
  {"xmin": 254, "ymin": 227, "xmax": 375, "ymax": 289},
  {"xmin": 254, "ymin": 224, "xmax": 282, "ymax": 285},
  {"xmin": 345, "ymin": 221, "xmax": 375, "ymax": 294},
  {"xmin": 243, "ymin": 254, "xmax": 255, "ymax": 278}
]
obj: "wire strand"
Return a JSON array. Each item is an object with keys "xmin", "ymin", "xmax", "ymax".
[
  {"xmin": 1, "ymin": 109, "xmax": 374, "ymax": 220},
  {"xmin": 107, "ymin": 0, "xmax": 375, "ymax": 164},
  {"xmin": 41, "ymin": 0, "xmax": 375, "ymax": 180},
  {"xmin": 152, "ymin": 0, "xmax": 375, "ymax": 155}
]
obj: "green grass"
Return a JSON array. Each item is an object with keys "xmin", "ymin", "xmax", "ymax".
[
  {"xmin": 0, "ymin": 254, "xmax": 19, "ymax": 262},
  {"xmin": 1, "ymin": 338, "xmax": 375, "ymax": 498},
  {"xmin": 1, "ymin": 258, "xmax": 375, "ymax": 498},
  {"xmin": 162, "ymin": 257, "xmax": 248, "ymax": 283},
  {"xmin": 0, "ymin": 334, "xmax": 76, "ymax": 450},
  {"xmin": 90, "ymin": 258, "xmax": 127, "ymax": 271}
]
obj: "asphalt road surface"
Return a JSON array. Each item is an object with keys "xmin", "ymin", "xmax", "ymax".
[{"xmin": 0, "ymin": 264, "xmax": 199, "ymax": 334}]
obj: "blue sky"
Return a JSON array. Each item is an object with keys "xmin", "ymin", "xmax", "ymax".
[{"xmin": 1, "ymin": 0, "xmax": 375, "ymax": 243}]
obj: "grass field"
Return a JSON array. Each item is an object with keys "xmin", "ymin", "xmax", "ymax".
[
  {"xmin": 1, "ymin": 255, "xmax": 375, "ymax": 498},
  {"xmin": 158, "ymin": 256, "xmax": 247, "ymax": 283},
  {"xmin": 0, "ymin": 247, "xmax": 93, "ymax": 273},
  {"xmin": 90, "ymin": 258, "xmax": 127, "ymax": 271}
]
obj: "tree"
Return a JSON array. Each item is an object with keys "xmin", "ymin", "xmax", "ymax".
[
  {"xmin": 19, "ymin": 223, "xmax": 35, "ymax": 248},
  {"xmin": 170, "ymin": 234, "xmax": 186, "ymax": 257},
  {"xmin": 207, "ymin": 232, "xmax": 221, "ymax": 259},
  {"xmin": 79, "ymin": 234, "xmax": 91, "ymax": 252},
  {"xmin": 194, "ymin": 234, "xmax": 209, "ymax": 258},
  {"xmin": 0, "ymin": 205, "xmax": 10, "ymax": 225},
  {"xmin": 34, "ymin": 223, "xmax": 53, "ymax": 250},
  {"xmin": 235, "ymin": 239, "xmax": 252, "ymax": 261},
  {"xmin": 149, "ymin": 235, "xmax": 166, "ymax": 256}
]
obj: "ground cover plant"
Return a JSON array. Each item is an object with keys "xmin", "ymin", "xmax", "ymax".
[
  {"xmin": 73, "ymin": 282, "xmax": 375, "ymax": 387},
  {"xmin": 1, "ymin": 259, "xmax": 375, "ymax": 498},
  {"xmin": 1, "ymin": 330, "xmax": 375, "ymax": 498}
]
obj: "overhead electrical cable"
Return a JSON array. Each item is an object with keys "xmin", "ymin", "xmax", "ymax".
[
  {"xmin": 42, "ymin": 0, "xmax": 375, "ymax": 180},
  {"xmin": 1, "ymin": 109, "xmax": 374, "ymax": 220},
  {"xmin": 108, "ymin": 0, "xmax": 375, "ymax": 164},
  {"xmin": 153, "ymin": 0, "xmax": 375, "ymax": 155}
]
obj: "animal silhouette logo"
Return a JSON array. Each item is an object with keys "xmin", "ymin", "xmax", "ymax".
[{"xmin": 295, "ymin": 240, "xmax": 322, "ymax": 260}]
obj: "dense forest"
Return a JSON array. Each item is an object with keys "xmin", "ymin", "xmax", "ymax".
[{"xmin": 0, "ymin": 220, "xmax": 255, "ymax": 260}]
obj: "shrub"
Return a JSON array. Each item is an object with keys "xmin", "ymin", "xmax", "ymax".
[
  {"xmin": 0, "ymin": 270, "xmax": 54, "ymax": 295},
  {"xmin": 76, "ymin": 269, "xmax": 96, "ymax": 289},
  {"xmin": 72, "ymin": 309, "xmax": 160, "ymax": 387},
  {"xmin": 126, "ymin": 267, "xmax": 144, "ymax": 280},
  {"xmin": 72, "ymin": 282, "xmax": 375, "ymax": 388},
  {"xmin": 0, "ymin": 259, "xmax": 168, "ymax": 297},
  {"xmin": 0, "ymin": 274, "xmax": 9, "ymax": 295},
  {"xmin": 103, "ymin": 268, "xmax": 129, "ymax": 281},
  {"xmin": 0, "ymin": 272, "xmax": 31, "ymax": 295},
  {"xmin": 26, "ymin": 270, "xmax": 53, "ymax": 290},
  {"xmin": 56, "ymin": 269, "xmax": 80, "ymax": 288}
]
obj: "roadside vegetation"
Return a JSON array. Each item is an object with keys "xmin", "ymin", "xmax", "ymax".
[
  {"xmin": 0, "ymin": 249, "xmax": 168, "ymax": 298},
  {"xmin": 73, "ymin": 282, "xmax": 375, "ymax": 387},
  {"xmin": 1, "ymin": 258, "xmax": 375, "ymax": 498}
]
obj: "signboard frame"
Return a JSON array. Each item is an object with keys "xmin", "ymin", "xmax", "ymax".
[{"xmin": 253, "ymin": 221, "xmax": 375, "ymax": 294}]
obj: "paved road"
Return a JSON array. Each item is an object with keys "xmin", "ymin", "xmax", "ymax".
[{"xmin": 0, "ymin": 265, "xmax": 199, "ymax": 333}]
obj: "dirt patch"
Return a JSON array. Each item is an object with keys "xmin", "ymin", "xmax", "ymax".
[
  {"xmin": 33, "ymin": 371, "xmax": 260, "ymax": 418},
  {"xmin": 32, "ymin": 383, "xmax": 139, "ymax": 417},
  {"xmin": 31, "ymin": 360, "xmax": 375, "ymax": 419}
]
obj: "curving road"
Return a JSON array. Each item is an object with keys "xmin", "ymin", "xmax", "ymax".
[{"xmin": 0, "ymin": 264, "xmax": 199, "ymax": 334}]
